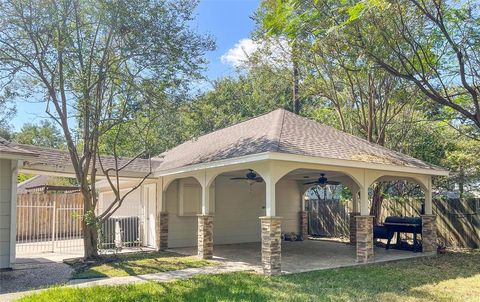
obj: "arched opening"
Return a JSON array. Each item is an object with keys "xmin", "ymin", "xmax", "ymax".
[
  {"xmin": 304, "ymin": 183, "xmax": 352, "ymax": 241},
  {"xmin": 163, "ymin": 176, "xmax": 203, "ymax": 248},
  {"xmin": 277, "ymin": 168, "xmax": 359, "ymax": 242},
  {"xmin": 368, "ymin": 175, "xmax": 428, "ymax": 252}
]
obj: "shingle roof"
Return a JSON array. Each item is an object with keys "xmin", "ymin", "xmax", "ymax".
[
  {"xmin": 156, "ymin": 109, "xmax": 444, "ymax": 172},
  {"xmin": 8, "ymin": 142, "xmax": 161, "ymax": 174},
  {"xmin": 0, "ymin": 138, "xmax": 38, "ymax": 157}
]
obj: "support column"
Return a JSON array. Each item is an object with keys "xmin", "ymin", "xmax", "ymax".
[
  {"xmin": 359, "ymin": 186, "xmax": 369, "ymax": 216},
  {"xmin": 299, "ymin": 211, "xmax": 308, "ymax": 239},
  {"xmin": 197, "ymin": 214, "xmax": 214, "ymax": 259},
  {"xmin": 424, "ymin": 176, "xmax": 433, "ymax": 215},
  {"xmin": 157, "ymin": 212, "xmax": 168, "ymax": 251},
  {"xmin": 260, "ymin": 216, "xmax": 282, "ymax": 275},
  {"xmin": 349, "ymin": 212, "xmax": 360, "ymax": 244},
  {"xmin": 421, "ymin": 215, "xmax": 437, "ymax": 253},
  {"xmin": 356, "ymin": 215, "xmax": 374, "ymax": 263}
]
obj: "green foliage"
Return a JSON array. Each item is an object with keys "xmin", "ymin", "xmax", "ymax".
[
  {"xmin": 181, "ymin": 69, "xmax": 292, "ymax": 139},
  {"xmin": 14, "ymin": 120, "xmax": 66, "ymax": 149}
]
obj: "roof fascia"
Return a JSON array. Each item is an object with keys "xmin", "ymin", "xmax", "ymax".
[
  {"xmin": 268, "ymin": 152, "xmax": 449, "ymax": 176},
  {"xmin": 154, "ymin": 151, "xmax": 449, "ymax": 178},
  {"xmin": 0, "ymin": 153, "xmax": 38, "ymax": 161},
  {"xmin": 154, "ymin": 152, "xmax": 271, "ymax": 177}
]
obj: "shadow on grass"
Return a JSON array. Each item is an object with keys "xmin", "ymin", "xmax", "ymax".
[{"xmin": 72, "ymin": 251, "xmax": 212, "ymax": 279}]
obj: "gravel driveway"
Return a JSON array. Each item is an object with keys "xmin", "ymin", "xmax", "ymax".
[{"xmin": 0, "ymin": 257, "xmax": 73, "ymax": 300}]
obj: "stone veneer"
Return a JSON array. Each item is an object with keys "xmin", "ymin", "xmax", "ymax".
[
  {"xmin": 356, "ymin": 215, "xmax": 374, "ymax": 263},
  {"xmin": 349, "ymin": 212, "xmax": 360, "ymax": 244},
  {"xmin": 260, "ymin": 216, "xmax": 282, "ymax": 275},
  {"xmin": 197, "ymin": 214, "xmax": 214, "ymax": 259},
  {"xmin": 157, "ymin": 212, "xmax": 169, "ymax": 251},
  {"xmin": 421, "ymin": 215, "xmax": 437, "ymax": 253},
  {"xmin": 299, "ymin": 211, "xmax": 308, "ymax": 239}
]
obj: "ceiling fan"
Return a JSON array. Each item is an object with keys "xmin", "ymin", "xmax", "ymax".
[
  {"xmin": 230, "ymin": 169, "xmax": 263, "ymax": 184},
  {"xmin": 304, "ymin": 173, "xmax": 340, "ymax": 188}
]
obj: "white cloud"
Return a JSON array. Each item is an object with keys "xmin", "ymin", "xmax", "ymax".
[
  {"xmin": 221, "ymin": 37, "xmax": 292, "ymax": 69},
  {"xmin": 221, "ymin": 38, "xmax": 259, "ymax": 68}
]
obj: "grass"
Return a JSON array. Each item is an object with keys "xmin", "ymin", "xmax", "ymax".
[
  {"xmin": 71, "ymin": 251, "xmax": 215, "ymax": 279},
  {"xmin": 21, "ymin": 250, "xmax": 479, "ymax": 302}
]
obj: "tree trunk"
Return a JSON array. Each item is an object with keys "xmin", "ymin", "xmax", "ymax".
[
  {"xmin": 292, "ymin": 40, "xmax": 300, "ymax": 114},
  {"xmin": 81, "ymin": 189, "xmax": 99, "ymax": 259},
  {"xmin": 83, "ymin": 223, "xmax": 99, "ymax": 259},
  {"xmin": 370, "ymin": 183, "xmax": 384, "ymax": 225}
]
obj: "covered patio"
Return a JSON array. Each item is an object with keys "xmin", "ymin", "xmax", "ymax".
[{"xmin": 153, "ymin": 109, "xmax": 448, "ymax": 275}]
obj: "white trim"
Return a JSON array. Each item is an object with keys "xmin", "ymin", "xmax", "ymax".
[
  {"xmin": 20, "ymin": 167, "xmax": 152, "ymax": 179},
  {"xmin": 269, "ymin": 153, "xmax": 449, "ymax": 176},
  {"xmin": 0, "ymin": 153, "xmax": 37, "ymax": 161},
  {"xmin": 10, "ymin": 160, "xmax": 20, "ymax": 268},
  {"xmin": 154, "ymin": 151, "xmax": 448, "ymax": 178},
  {"xmin": 154, "ymin": 152, "xmax": 270, "ymax": 177}
]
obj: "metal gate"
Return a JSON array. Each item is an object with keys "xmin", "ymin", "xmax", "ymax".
[
  {"xmin": 16, "ymin": 192, "xmax": 84, "ymax": 255},
  {"xmin": 16, "ymin": 192, "xmax": 144, "ymax": 255}
]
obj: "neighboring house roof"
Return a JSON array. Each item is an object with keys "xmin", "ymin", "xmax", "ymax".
[
  {"xmin": 17, "ymin": 175, "xmax": 52, "ymax": 194},
  {"xmin": 17, "ymin": 175, "xmax": 79, "ymax": 193},
  {"xmin": 0, "ymin": 137, "xmax": 38, "ymax": 158},
  {"xmin": 155, "ymin": 109, "xmax": 444, "ymax": 172}
]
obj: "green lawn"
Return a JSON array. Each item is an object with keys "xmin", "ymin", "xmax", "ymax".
[
  {"xmin": 71, "ymin": 251, "xmax": 215, "ymax": 279},
  {"xmin": 22, "ymin": 250, "xmax": 479, "ymax": 302}
]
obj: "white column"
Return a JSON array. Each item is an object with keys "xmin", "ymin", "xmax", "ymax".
[
  {"xmin": 201, "ymin": 184, "xmax": 211, "ymax": 215},
  {"xmin": 359, "ymin": 186, "xmax": 369, "ymax": 215},
  {"xmin": 424, "ymin": 176, "xmax": 433, "ymax": 215},
  {"xmin": 9, "ymin": 160, "xmax": 20, "ymax": 267},
  {"xmin": 265, "ymin": 176, "xmax": 276, "ymax": 216}
]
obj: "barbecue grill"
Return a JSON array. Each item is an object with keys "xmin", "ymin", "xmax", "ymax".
[{"xmin": 383, "ymin": 216, "xmax": 422, "ymax": 252}]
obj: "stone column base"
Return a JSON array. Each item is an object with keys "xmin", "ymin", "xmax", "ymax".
[
  {"xmin": 157, "ymin": 212, "xmax": 168, "ymax": 251},
  {"xmin": 299, "ymin": 211, "xmax": 308, "ymax": 239},
  {"xmin": 197, "ymin": 214, "xmax": 214, "ymax": 259},
  {"xmin": 349, "ymin": 212, "xmax": 360, "ymax": 244},
  {"xmin": 260, "ymin": 216, "xmax": 282, "ymax": 275},
  {"xmin": 356, "ymin": 215, "xmax": 374, "ymax": 263},
  {"xmin": 421, "ymin": 215, "xmax": 437, "ymax": 253}
]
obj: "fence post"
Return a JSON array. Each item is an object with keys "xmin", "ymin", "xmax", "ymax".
[{"xmin": 51, "ymin": 193, "xmax": 57, "ymax": 252}]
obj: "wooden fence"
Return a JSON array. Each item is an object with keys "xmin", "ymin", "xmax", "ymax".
[{"xmin": 308, "ymin": 197, "xmax": 480, "ymax": 248}]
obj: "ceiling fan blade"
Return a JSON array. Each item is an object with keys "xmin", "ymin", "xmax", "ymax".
[
  {"xmin": 303, "ymin": 181, "xmax": 319, "ymax": 185},
  {"xmin": 230, "ymin": 177, "xmax": 248, "ymax": 180},
  {"xmin": 255, "ymin": 177, "xmax": 263, "ymax": 182},
  {"xmin": 327, "ymin": 181, "xmax": 341, "ymax": 185}
]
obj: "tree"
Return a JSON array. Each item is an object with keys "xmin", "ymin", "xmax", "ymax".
[
  {"xmin": 258, "ymin": 0, "xmax": 431, "ymax": 223},
  {"xmin": 182, "ymin": 69, "xmax": 292, "ymax": 138},
  {"xmin": 0, "ymin": 0, "xmax": 214, "ymax": 259},
  {"xmin": 329, "ymin": 0, "xmax": 480, "ymax": 135},
  {"xmin": 0, "ymin": 88, "xmax": 16, "ymax": 140},
  {"xmin": 15, "ymin": 120, "xmax": 65, "ymax": 148}
]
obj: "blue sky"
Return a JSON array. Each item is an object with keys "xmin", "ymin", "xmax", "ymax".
[{"xmin": 11, "ymin": 0, "xmax": 260, "ymax": 130}]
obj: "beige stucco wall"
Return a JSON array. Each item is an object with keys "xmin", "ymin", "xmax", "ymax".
[
  {"xmin": 0, "ymin": 159, "xmax": 13, "ymax": 269},
  {"xmin": 165, "ymin": 176, "xmax": 302, "ymax": 248},
  {"xmin": 98, "ymin": 189, "xmax": 143, "ymax": 217}
]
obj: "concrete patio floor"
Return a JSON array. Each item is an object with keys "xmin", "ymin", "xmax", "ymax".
[{"xmin": 170, "ymin": 239, "xmax": 435, "ymax": 274}]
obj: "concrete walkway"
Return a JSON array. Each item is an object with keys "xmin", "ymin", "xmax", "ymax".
[{"xmin": 0, "ymin": 260, "xmax": 254, "ymax": 302}]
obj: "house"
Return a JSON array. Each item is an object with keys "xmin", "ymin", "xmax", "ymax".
[
  {"xmin": 0, "ymin": 138, "xmax": 37, "ymax": 269},
  {"xmin": 0, "ymin": 109, "xmax": 448, "ymax": 273}
]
